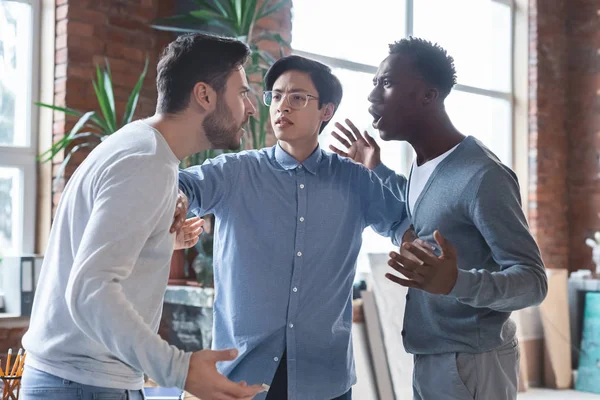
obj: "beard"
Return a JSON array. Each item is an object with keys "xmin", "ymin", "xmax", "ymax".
[{"xmin": 203, "ymin": 96, "xmax": 246, "ymax": 151}]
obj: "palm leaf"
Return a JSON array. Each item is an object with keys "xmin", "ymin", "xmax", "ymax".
[
  {"xmin": 122, "ymin": 57, "xmax": 149, "ymax": 127},
  {"xmin": 102, "ymin": 59, "xmax": 116, "ymax": 127},
  {"xmin": 38, "ymin": 111, "xmax": 96, "ymax": 162},
  {"xmin": 190, "ymin": 0, "xmax": 226, "ymax": 16},
  {"xmin": 257, "ymin": 0, "xmax": 290, "ymax": 19},
  {"xmin": 240, "ymin": 0, "xmax": 258, "ymax": 35},
  {"xmin": 92, "ymin": 66, "xmax": 116, "ymax": 132}
]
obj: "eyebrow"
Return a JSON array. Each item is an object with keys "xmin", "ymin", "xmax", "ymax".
[{"xmin": 272, "ymin": 88, "xmax": 310, "ymax": 93}]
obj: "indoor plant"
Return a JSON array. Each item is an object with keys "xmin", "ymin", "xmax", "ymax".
[{"xmin": 36, "ymin": 59, "xmax": 149, "ymax": 188}]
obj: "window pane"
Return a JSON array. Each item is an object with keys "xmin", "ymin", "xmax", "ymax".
[
  {"xmin": 0, "ymin": 167, "xmax": 21, "ymax": 255},
  {"xmin": 0, "ymin": 1, "xmax": 33, "ymax": 147},
  {"xmin": 413, "ymin": 0, "xmax": 511, "ymax": 92},
  {"xmin": 292, "ymin": 0, "xmax": 405, "ymax": 66},
  {"xmin": 446, "ymin": 90, "xmax": 512, "ymax": 166}
]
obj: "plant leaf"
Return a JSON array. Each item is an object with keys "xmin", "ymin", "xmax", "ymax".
[
  {"xmin": 258, "ymin": 0, "xmax": 290, "ymax": 19},
  {"xmin": 34, "ymin": 102, "xmax": 83, "ymax": 118},
  {"xmin": 92, "ymin": 69, "xmax": 116, "ymax": 132},
  {"xmin": 240, "ymin": 0, "xmax": 258, "ymax": 35},
  {"xmin": 189, "ymin": 9, "xmax": 227, "ymax": 20},
  {"xmin": 122, "ymin": 57, "xmax": 149, "ymax": 127},
  {"xmin": 102, "ymin": 59, "xmax": 117, "ymax": 129},
  {"xmin": 37, "ymin": 111, "xmax": 96, "ymax": 163}
]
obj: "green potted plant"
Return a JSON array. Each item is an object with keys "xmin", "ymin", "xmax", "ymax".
[
  {"xmin": 36, "ymin": 59, "xmax": 149, "ymax": 188},
  {"xmin": 151, "ymin": 0, "xmax": 290, "ymax": 287}
]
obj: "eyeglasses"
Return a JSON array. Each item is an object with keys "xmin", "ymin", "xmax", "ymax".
[{"xmin": 263, "ymin": 91, "xmax": 319, "ymax": 109}]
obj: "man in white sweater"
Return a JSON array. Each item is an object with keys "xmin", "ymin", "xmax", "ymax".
[{"xmin": 21, "ymin": 34, "xmax": 265, "ymax": 400}]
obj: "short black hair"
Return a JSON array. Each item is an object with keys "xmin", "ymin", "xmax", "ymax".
[
  {"xmin": 156, "ymin": 33, "xmax": 251, "ymax": 114},
  {"xmin": 388, "ymin": 37, "xmax": 457, "ymax": 99},
  {"xmin": 264, "ymin": 55, "xmax": 343, "ymax": 133}
]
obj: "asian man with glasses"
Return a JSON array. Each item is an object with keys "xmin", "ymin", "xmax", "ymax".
[{"xmin": 178, "ymin": 55, "xmax": 410, "ymax": 400}]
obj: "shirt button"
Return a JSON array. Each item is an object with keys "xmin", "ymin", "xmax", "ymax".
[
  {"xmin": 293, "ymin": 287, "xmax": 298, "ymax": 292},
  {"xmin": 299, "ymin": 184, "xmax": 305, "ymax": 189},
  {"xmin": 299, "ymin": 217, "xmax": 305, "ymax": 222},
  {"xmin": 401, "ymin": 330, "xmax": 406, "ymax": 337},
  {"xmin": 297, "ymin": 251, "xmax": 302, "ymax": 257},
  {"xmin": 406, "ymin": 294, "xmax": 410, "ymax": 301},
  {"xmin": 289, "ymin": 323, "xmax": 294, "ymax": 328},
  {"xmin": 298, "ymin": 165, "xmax": 303, "ymax": 169},
  {"xmin": 274, "ymin": 357, "xmax": 279, "ymax": 362}
]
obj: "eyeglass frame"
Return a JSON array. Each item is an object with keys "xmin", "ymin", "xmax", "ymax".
[{"xmin": 263, "ymin": 90, "xmax": 320, "ymax": 109}]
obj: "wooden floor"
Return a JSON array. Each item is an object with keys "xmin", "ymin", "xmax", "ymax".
[{"xmin": 519, "ymin": 389, "xmax": 600, "ymax": 399}]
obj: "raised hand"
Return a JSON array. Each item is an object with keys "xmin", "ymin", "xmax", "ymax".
[{"xmin": 329, "ymin": 119, "xmax": 381, "ymax": 170}]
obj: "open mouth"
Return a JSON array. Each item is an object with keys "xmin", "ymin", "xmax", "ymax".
[
  {"xmin": 275, "ymin": 116, "xmax": 294, "ymax": 128},
  {"xmin": 368, "ymin": 106, "xmax": 382, "ymax": 129}
]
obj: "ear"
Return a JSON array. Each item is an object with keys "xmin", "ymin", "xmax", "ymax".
[
  {"xmin": 321, "ymin": 103, "xmax": 335, "ymax": 122},
  {"xmin": 423, "ymin": 88, "xmax": 439, "ymax": 106},
  {"xmin": 192, "ymin": 82, "xmax": 217, "ymax": 112}
]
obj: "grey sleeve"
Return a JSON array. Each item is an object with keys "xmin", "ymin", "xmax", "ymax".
[{"xmin": 448, "ymin": 166, "xmax": 548, "ymax": 311}]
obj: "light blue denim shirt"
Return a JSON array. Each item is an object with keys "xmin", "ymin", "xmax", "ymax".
[{"xmin": 179, "ymin": 144, "xmax": 407, "ymax": 399}]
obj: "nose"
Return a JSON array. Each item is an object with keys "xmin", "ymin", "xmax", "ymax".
[
  {"xmin": 277, "ymin": 95, "xmax": 291, "ymax": 114},
  {"xmin": 368, "ymin": 86, "xmax": 381, "ymax": 105},
  {"xmin": 245, "ymin": 96, "xmax": 256, "ymax": 116}
]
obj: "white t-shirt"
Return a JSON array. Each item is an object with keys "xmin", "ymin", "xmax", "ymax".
[
  {"xmin": 408, "ymin": 144, "xmax": 460, "ymax": 215},
  {"xmin": 22, "ymin": 121, "xmax": 191, "ymax": 390}
]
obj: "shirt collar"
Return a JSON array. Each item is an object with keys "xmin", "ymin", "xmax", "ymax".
[{"xmin": 274, "ymin": 142, "xmax": 323, "ymax": 175}]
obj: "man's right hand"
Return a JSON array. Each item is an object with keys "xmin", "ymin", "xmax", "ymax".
[
  {"xmin": 185, "ymin": 349, "xmax": 265, "ymax": 400},
  {"xmin": 329, "ymin": 118, "xmax": 381, "ymax": 170}
]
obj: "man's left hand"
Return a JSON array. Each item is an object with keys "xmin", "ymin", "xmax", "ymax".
[
  {"xmin": 386, "ymin": 230, "xmax": 459, "ymax": 295},
  {"xmin": 170, "ymin": 190, "xmax": 189, "ymax": 233}
]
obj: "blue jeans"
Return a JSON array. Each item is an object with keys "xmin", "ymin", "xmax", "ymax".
[{"xmin": 21, "ymin": 366, "xmax": 145, "ymax": 400}]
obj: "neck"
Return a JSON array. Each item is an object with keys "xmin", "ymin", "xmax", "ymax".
[
  {"xmin": 278, "ymin": 136, "xmax": 319, "ymax": 163},
  {"xmin": 410, "ymin": 111, "xmax": 464, "ymax": 166},
  {"xmin": 144, "ymin": 111, "xmax": 210, "ymax": 160}
]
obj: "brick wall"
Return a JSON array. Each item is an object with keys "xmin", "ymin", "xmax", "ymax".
[
  {"xmin": 565, "ymin": 1, "xmax": 600, "ymax": 272},
  {"xmin": 530, "ymin": 0, "xmax": 600, "ymax": 272},
  {"xmin": 51, "ymin": 0, "xmax": 175, "ymax": 213}
]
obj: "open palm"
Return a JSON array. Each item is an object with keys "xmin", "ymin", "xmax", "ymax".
[{"xmin": 329, "ymin": 119, "xmax": 381, "ymax": 170}]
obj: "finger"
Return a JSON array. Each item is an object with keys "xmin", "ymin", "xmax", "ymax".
[
  {"xmin": 414, "ymin": 239, "xmax": 436, "ymax": 252},
  {"xmin": 403, "ymin": 242, "xmax": 438, "ymax": 265},
  {"xmin": 328, "ymin": 145, "xmax": 350, "ymax": 158},
  {"xmin": 216, "ymin": 377, "xmax": 265, "ymax": 398},
  {"xmin": 390, "ymin": 251, "xmax": 424, "ymax": 270},
  {"xmin": 387, "ymin": 260, "xmax": 425, "ymax": 284},
  {"xmin": 331, "ymin": 131, "xmax": 352, "ymax": 149},
  {"xmin": 345, "ymin": 119, "xmax": 366, "ymax": 143},
  {"xmin": 183, "ymin": 216, "xmax": 202, "ymax": 227},
  {"xmin": 385, "ymin": 273, "xmax": 421, "ymax": 289},
  {"xmin": 334, "ymin": 121, "xmax": 357, "ymax": 143},
  {"xmin": 363, "ymin": 130, "xmax": 379, "ymax": 148},
  {"xmin": 434, "ymin": 230, "xmax": 455, "ymax": 258},
  {"xmin": 184, "ymin": 237, "xmax": 200, "ymax": 248},
  {"xmin": 208, "ymin": 349, "xmax": 238, "ymax": 363}
]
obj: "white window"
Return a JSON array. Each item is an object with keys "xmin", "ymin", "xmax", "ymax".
[
  {"xmin": 0, "ymin": 0, "xmax": 39, "ymax": 257},
  {"xmin": 292, "ymin": 0, "xmax": 514, "ymax": 271}
]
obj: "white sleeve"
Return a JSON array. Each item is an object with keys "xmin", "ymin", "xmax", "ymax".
[{"xmin": 65, "ymin": 155, "xmax": 191, "ymax": 389}]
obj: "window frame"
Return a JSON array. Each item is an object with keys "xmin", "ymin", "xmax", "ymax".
[
  {"xmin": 0, "ymin": 0, "xmax": 40, "ymax": 256},
  {"xmin": 293, "ymin": 0, "xmax": 515, "ymax": 174}
]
